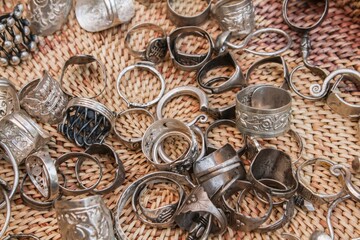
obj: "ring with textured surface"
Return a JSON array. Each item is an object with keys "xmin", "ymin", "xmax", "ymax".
[
  {"xmin": 115, "ymin": 171, "xmax": 196, "ymax": 240},
  {"xmin": 55, "ymin": 195, "xmax": 115, "ymax": 239},
  {"xmin": 82, "ymin": 143, "xmax": 125, "ymax": 195},
  {"xmin": 248, "ymin": 148, "xmax": 298, "ymax": 198},
  {"xmin": 58, "ymin": 97, "xmax": 115, "ymax": 147},
  {"xmin": 55, "ymin": 152, "xmax": 103, "ymax": 196},
  {"xmin": 125, "ymin": 23, "xmax": 167, "ymax": 64},
  {"xmin": 0, "ymin": 111, "xmax": 51, "ymax": 164},
  {"xmin": 75, "ymin": 0, "xmax": 135, "ymax": 32},
  {"xmin": 193, "ymin": 144, "xmax": 246, "ymax": 199},
  {"xmin": 167, "ymin": 27, "xmax": 214, "ymax": 71},
  {"xmin": 197, "ymin": 52, "xmax": 246, "ymax": 94},
  {"xmin": 297, "ymin": 158, "xmax": 345, "ymax": 205},
  {"xmin": 59, "ymin": 55, "xmax": 107, "ymax": 99},
  {"xmin": 116, "ymin": 62, "xmax": 166, "ymax": 108},
  {"xmin": 25, "ymin": 150, "xmax": 59, "ymax": 201},
  {"xmin": 167, "ymin": 0, "xmax": 211, "ymax": 26},
  {"xmin": 215, "ymin": 28, "xmax": 292, "ymax": 56},
  {"xmin": 212, "ymin": 0, "xmax": 255, "ymax": 37},
  {"xmin": 0, "ymin": 78, "xmax": 20, "ymax": 121},
  {"xmin": 0, "ymin": 179, "xmax": 11, "ymax": 238},
  {"xmin": 19, "ymin": 70, "xmax": 69, "ymax": 124},
  {"xmin": 115, "ymin": 108, "xmax": 155, "ymax": 150},
  {"xmin": 236, "ymin": 85, "xmax": 292, "ymax": 138}
]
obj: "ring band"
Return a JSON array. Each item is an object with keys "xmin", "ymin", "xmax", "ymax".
[
  {"xmin": 167, "ymin": 0, "xmax": 211, "ymax": 26},
  {"xmin": 0, "ymin": 78, "xmax": 20, "ymax": 121}
]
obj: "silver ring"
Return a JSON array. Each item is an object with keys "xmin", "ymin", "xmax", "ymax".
[
  {"xmin": 0, "ymin": 110, "xmax": 51, "ymax": 164},
  {"xmin": 212, "ymin": 0, "xmax": 255, "ymax": 37},
  {"xmin": 167, "ymin": 0, "xmax": 211, "ymax": 26},
  {"xmin": 25, "ymin": 150, "xmax": 59, "ymax": 200},
  {"xmin": 0, "ymin": 78, "xmax": 20, "ymax": 121},
  {"xmin": 19, "ymin": 70, "xmax": 69, "ymax": 125},
  {"xmin": 125, "ymin": 23, "xmax": 167, "ymax": 64},
  {"xmin": 235, "ymin": 85, "xmax": 292, "ymax": 138},
  {"xmin": 55, "ymin": 195, "xmax": 115, "ymax": 239},
  {"xmin": 167, "ymin": 27, "xmax": 214, "ymax": 71},
  {"xmin": 114, "ymin": 108, "xmax": 155, "ymax": 150},
  {"xmin": 0, "ymin": 179, "xmax": 11, "ymax": 238},
  {"xmin": 59, "ymin": 54, "xmax": 107, "ymax": 99},
  {"xmin": 116, "ymin": 62, "xmax": 166, "ymax": 108}
]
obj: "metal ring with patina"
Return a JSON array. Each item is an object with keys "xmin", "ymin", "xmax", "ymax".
[
  {"xmin": 25, "ymin": 150, "xmax": 59, "ymax": 201},
  {"xmin": 59, "ymin": 54, "xmax": 107, "ymax": 99},
  {"xmin": 167, "ymin": 26, "xmax": 214, "ymax": 71},
  {"xmin": 114, "ymin": 108, "xmax": 155, "ymax": 150},
  {"xmin": 0, "ymin": 78, "xmax": 20, "ymax": 121},
  {"xmin": 19, "ymin": 70, "xmax": 69, "ymax": 125},
  {"xmin": 116, "ymin": 62, "xmax": 166, "ymax": 108},
  {"xmin": 55, "ymin": 195, "xmax": 115, "ymax": 239},
  {"xmin": 125, "ymin": 23, "xmax": 167, "ymax": 64},
  {"xmin": 167, "ymin": 0, "xmax": 211, "ymax": 26},
  {"xmin": 58, "ymin": 97, "xmax": 116, "ymax": 148},
  {"xmin": 0, "ymin": 178, "xmax": 11, "ymax": 238},
  {"xmin": 0, "ymin": 110, "xmax": 51, "ymax": 165}
]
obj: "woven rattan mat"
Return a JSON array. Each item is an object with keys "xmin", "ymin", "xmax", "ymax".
[{"xmin": 0, "ymin": 0, "xmax": 360, "ymax": 239}]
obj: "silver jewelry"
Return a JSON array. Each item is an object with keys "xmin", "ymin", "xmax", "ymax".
[
  {"xmin": 3, "ymin": 234, "xmax": 40, "ymax": 240},
  {"xmin": 0, "ymin": 4, "xmax": 38, "ymax": 66},
  {"xmin": 114, "ymin": 108, "xmax": 155, "ymax": 150},
  {"xmin": 75, "ymin": 0, "xmax": 135, "ymax": 32},
  {"xmin": 212, "ymin": 0, "xmax": 255, "ymax": 37},
  {"xmin": 0, "ymin": 78, "xmax": 20, "ymax": 121},
  {"xmin": 19, "ymin": 70, "xmax": 69, "ymax": 124},
  {"xmin": 28, "ymin": 0, "xmax": 72, "ymax": 36},
  {"xmin": 125, "ymin": 23, "xmax": 167, "ymax": 64},
  {"xmin": 215, "ymin": 28, "xmax": 292, "ymax": 56},
  {"xmin": 0, "ymin": 178, "xmax": 11, "ymax": 238},
  {"xmin": 236, "ymin": 85, "xmax": 292, "ymax": 138},
  {"xmin": 58, "ymin": 97, "xmax": 115, "ymax": 147},
  {"xmin": 167, "ymin": 27, "xmax": 214, "ymax": 71},
  {"xmin": 0, "ymin": 111, "xmax": 51, "ymax": 164},
  {"xmin": 116, "ymin": 62, "xmax": 166, "ymax": 108},
  {"xmin": 55, "ymin": 195, "xmax": 115, "ymax": 239},
  {"xmin": 25, "ymin": 150, "xmax": 59, "ymax": 201},
  {"xmin": 167, "ymin": 0, "xmax": 211, "ymax": 26}
]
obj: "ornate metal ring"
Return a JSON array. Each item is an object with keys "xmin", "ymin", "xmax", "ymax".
[
  {"xmin": 58, "ymin": 97, "xmax": 115, "ymax": 147},
  {"xmin": 75, "ymin": 0, "xmax": 135, "ymax": 32},
  {"xmin": 167, "ymin": 27, "xmax": 214, "ymax": 71},
  {"xmin": 25, "ymin": 150, "xmax": 59, "ymax": 200},
  {"xmin": 125, "ymin": 23, "xmax": 167, "ymax": 64},
  {"xmin": 116, "ymin": 62, "xmax": 166, "ymax": 108},
  {"xmin": 212, "ymin": 0, "xmax": 255, "ymax": 37},
  {"xmin": 0, "ymin": 78, "xmax": 20, "ymax": 121},
  {"xmin": 19, "ymin": 70, "xmax": 69, "ymax": 124},
  {"xmin": 0, "ymin": 111, "xmax": 51, "ymax": 164},
  {"xmin": 167, "ymin": 0, "xmax": 211, "ymax": 26},
  {"xmin": 55, "ymin": 195, "xmax": 115, "ymax": 239}
]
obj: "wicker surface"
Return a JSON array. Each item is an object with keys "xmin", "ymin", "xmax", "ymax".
[{"xmin": 0, "ymin": 0, "xmax": 359, "ymax": 239}]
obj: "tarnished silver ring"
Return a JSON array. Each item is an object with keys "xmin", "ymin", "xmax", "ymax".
[
  {"xmin": 235, "ymin": 85, "xmax": 292, "ymax": 138},
  {"xmin": 0, "ymin": 78, "xmax": 20, "ymax": 121},
  {"xmin": 167, "ymin": 0, "xmax": 211, "ymax": 26},
  {"xmin": 125, "ymin": 23, "xmax": 167, "ymax": 64},
  {"xmin": 116, "ymin": 62, "xmax": 166, "ymax": 108},
  {"xmin": 19, "ymin": 70, "xmax": 69, "ymax": 125},
  {"xmin": 55, "ymin": 195, "xmax": 115, "ymax": 239},
  {"xmin": 0, "ymin": 180, "xmax": 11, "ymax": 238},
  {"xmin": 25, "ymin": 150, "xmax": 59, "ymax": 200}
]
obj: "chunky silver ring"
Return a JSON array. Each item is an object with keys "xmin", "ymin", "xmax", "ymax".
[
  {"xmin": 58, "ymin": 97, "xmax": 116, "ymax": 147},
  {"xmin": 115, "ymin": 108, "xmax": 155, "ymax": 150},
  {"xmin": 0, "ymin": 111, "xmax": 51, "ymax": 164},
  {"xmin": 167, "ymin": 27, "xmax": 214, "ymax": 71},
  {"xmin": 212, "ymin": 0, "xmax": 255, "ymax": 37},
  {"xmin": 19, "ymin": 70, "xmax": 69, "ymax": 125},
  {"xmin": 55, "ymin": 195, "xmax": 115, "ymax": 239},
  {"xmin": 25, "ymin": 150, "xmax": 59, "ymax": 201},
  {"xmin": 167, "ymin": 0, "xmax": 211, "ymax": 26},
  {"xmin": 83, "ymin": 143, "xmax": 125, "ymax": 195},
  {"xmin": 59, "ymin": 55, "xmax": 107, "ymax": 99},
  {"xmin": 125, "ymin": 23, "xmax": 167, "ymax": 64},
  {"xmin": 116, "ymin": 62, "xmax": 166, "ymax": 108},
  {"xmin": 75, "ymin": 0, "xmax": 135, "ymax": 32},
  {"xmin": 0, "ymin": 179, "xmax": 11, "ymax": 238},
  {"xmin": 0, "ymin": 78, "xmax": 20, "ymax": 121},
  {"xmin": 236, "ymin": 85, "xmax": 292, "ymax": 138}
]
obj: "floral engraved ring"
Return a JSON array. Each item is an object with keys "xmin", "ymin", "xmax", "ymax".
[
  {"xmin": 235, "ymin": 85, "xmax": 292, "ymax": 138},
  {"xmin": 0, "ymin": 78, "xmax": 20, "ymax": 121}
]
